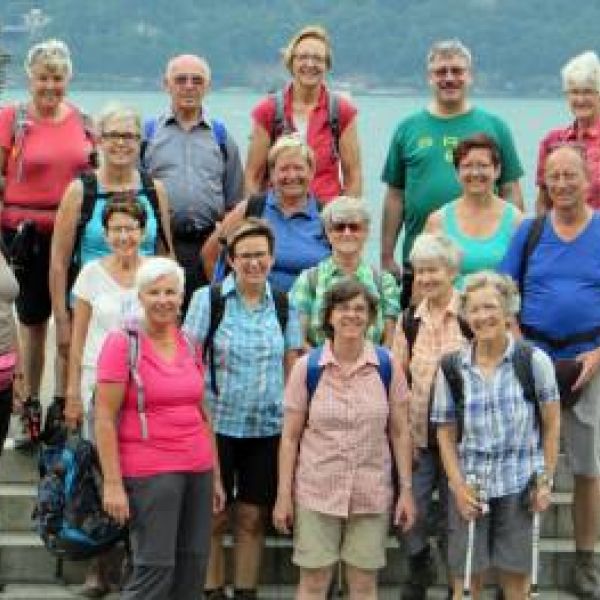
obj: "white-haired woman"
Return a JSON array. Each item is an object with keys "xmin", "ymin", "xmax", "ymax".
[
  {"xmin": 291, "ymin": 195, "xmax": 400, "ymax": 348},
  {"xmin": 392, "ymin": 232, "xmax": 470, "ymax": 599},
  {"xmin": 51, "ymin": 103, "xmax": 172, "ymax": 379},
  {"xmin": 431, "ymin": 272, "xmax": 560, "ymax": 599},
  {"xmin": 202, "ymin": 134, "xmax": 331, "ymax": 292},
  {"xmin": 0, "ymin": 39, "xmax": 95, "ymax": 446},
  {"xmin": 95, "ymin": 257, "xmax": 224, "ymax": 600},
  {"xmin": 536, "ymin": 51, "xmax": 600, "ymax": 212},
  {"xmin": 244, "ymin": 25, "xmax": 361, "ymax": 204}
]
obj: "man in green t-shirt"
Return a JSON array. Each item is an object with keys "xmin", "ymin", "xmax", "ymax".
[{"xmin": 380, "ymin": 39, "xmax": 524, "ymax": 294}]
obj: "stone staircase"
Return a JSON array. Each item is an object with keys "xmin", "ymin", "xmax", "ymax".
[{"xmin": 0, "ymin": 442, "xmax": 593, "ymax": 598}]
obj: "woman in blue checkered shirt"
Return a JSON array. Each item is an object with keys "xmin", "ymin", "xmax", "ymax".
[{"xmin": 431, "ymin": 271, "xmax": 560, "ymax": 599}]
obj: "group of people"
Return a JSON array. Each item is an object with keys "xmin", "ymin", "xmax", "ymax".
[{"xmin": 0, "ymin": 22, "xmax": 599, "ymax": 600}]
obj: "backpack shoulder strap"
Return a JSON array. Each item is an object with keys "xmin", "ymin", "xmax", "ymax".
[
  {"xmin": 374, "ymin": 346, "xmax": 392, "ymax": 396},
  {"xmin": 11, "ymin": 103, "xmax": 29, "ymax": 180},
  {"xmin": 457, "ymin": 315, "xmax": 474, "ymax": 341},
  {"xmin": 125, "ymin": 327, "xmax": 148, "ymax": 440},
  {"xmin": 71, "ymin": 171, "xmax": 99, "ymax": 265},
  {"xmin": 518, "ymin": 216, "xmax": 546, "ymax": 293},
  {"xmin": 138, "ymin": 169, "xmax": 170, "ymax": 253},
  {"xmin": 210, "ymin": 118, "xmax": 228, "ymax": 162},
  {"xmin": 511, "ymin": 339, "xmax": 542, "ymax": 445},
  {"xmin": 272, "ymin": 289, "xmax": 289, "ymax": 334},
  {"xmin": 327, "ymin": 90, "xmax": 341, "ymax": 158},
  {"xmin": 140, "ymin": 116, "xmax": 158, "ymax": 164},
  {"xmin": 244, "ymin": 193, "xmax": 268, "ymax": 218},
  {"xmin": 306, "ymin": 347, "xmax": 324, "ymax": 403},
  {"xmin": 306, "ymin": 266, "xmax": 319, "ymax": 297},
  {"xmin": 439, "ymin": 350, "xmax": 465, "ymax": 442},
  {"xmin": 203, "ymin": 285, "xmax": 226, "ymax": 396},
  {"xmin": 271, "ymin": 89, "xmax": 292, "ymax": 141},
  {"xmin": 402, "ymin": 305, "xmax": 420, "ymax": 359}
]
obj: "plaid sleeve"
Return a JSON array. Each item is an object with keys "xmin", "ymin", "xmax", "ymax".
[
  {"xmin": 182, "ymin": 285, "xmax": 210, "ymax": 345},
  {"xmin": 289, "ymin": 269, "xmax": 314, "ymax": 315},
  {"xmin": 531, "ymin": 347, "xmax": 560, "ymax": 404},
  {"xmin": 380, "ymin": 271, "xmax": 401, "ymax": 319},
  {"xmin": 429, "ymin": 366, "xmax": 457, "ymax": 424},
  {"xmin": 284, "ymin": 302, "xmax": 303, "ymax": 351}
]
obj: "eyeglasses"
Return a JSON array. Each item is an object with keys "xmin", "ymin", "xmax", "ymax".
[
  {"xmin": 459, "ymin": 162, "xmax": 494, "ymax": 173},
  {"xmin": 102, "ymin": 131, "xmax": 141, "ymax": 142},
  {"xmin": 235, "ymin": 251, "xmax": 269, "ymax": 262},
  {"xmin": 172, "ymin": 73, "xmax": 205, "ymax": 86},
  {"xmin": 107, "ymin": 224, "xmax": 140, "ymax": 235},
  {"xmin": 566, "ymin": 88, "xmax": 598, "ymax": 97},
  {"xmin": 293, "ymin": 53, "xmax": 327, "ymax": 65},
  {"xmin": 431, "ymin": 66, "xmax": 468, "ymax": 78},
  {"xmin": 330, "ymin": 222, "xmax": 363, "ymax": 233}
]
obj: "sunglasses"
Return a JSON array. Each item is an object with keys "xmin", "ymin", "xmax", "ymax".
[
  {"xmin": 330, "ymin": 222, "xmax": 363, "ymax": 233},
  {"xmin": 102, "ymin": 131, "xmax": 141, "ymax": 142},
  {"xmin": 431, "ymin": 66, "xmax": 467, "ymax": 78}
]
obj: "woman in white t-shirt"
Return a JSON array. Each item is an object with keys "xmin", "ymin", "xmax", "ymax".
[
  {"xmin": 66, "ymin": 195, "xmax": 147, "ymax": 438},
  {"xmin": 65, "ymin": 195, "xmax": 147, "ymax": 596}
]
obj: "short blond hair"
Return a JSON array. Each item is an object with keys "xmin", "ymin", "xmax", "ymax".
[
  {"xmin": 25, "ymin": 39, "xmax": 72, "ymax": 78},
  {"xmin": 282, "ymin": 25, "xmax": 332, "ymax": 73},
  {"xmin": 462, "ymin": 271, "xmax": 520, "ymax": 317},
  {"xmin": 267, "ymin": 133, "xmax": 315, "ymax": 170},
  {"xmin": 321, "ymin": 196, "xmax": 370, "ymax": 228},
  {"xmin": 96, "ymin": 103, "xmax": 141, "ymax": 136}
]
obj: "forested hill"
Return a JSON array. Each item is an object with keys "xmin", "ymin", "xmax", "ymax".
[{"xmin": 1, "ymin": 0, "xmax": 599, "ymax": 94}]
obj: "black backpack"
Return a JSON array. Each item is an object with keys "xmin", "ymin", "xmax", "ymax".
[
  {"xmin": 202, "ymin": 283, "xmax": 289, "ymax": 396},
  {"xmin": 33, "ymin": 435, "xmax": 126, "ymax": 562},
  {"xmin": 67, "ymin": 170, "xmax": 171, "ymax": 297}
]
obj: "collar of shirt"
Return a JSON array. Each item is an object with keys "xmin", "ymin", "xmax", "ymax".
[
  {"xmin": 266, "ymin": 189, "xmax": 319, "ymax": 219},
  {"xmin": 463, "ymin": 333, "xmax": 515, "ymax": 371},
  {"xmin": 221, "ymin": 272, "xmax": 273, "ymax": 306},
  {"xmin": 319, "ymin": 338, "xmax": 380, "ymax": 372},
  {"xmin": 414, "ymin": 289, "xmax": 462, "ymax": 324},
  {"xmin": 163, "ymin": 106, "xmax": 211, "ymax": 130},
  {"xmin": 283, "ymin": 81, "xmax": 329, "ymax": 114},
  {"xmin": 566, "ymin": 118, "xmax": 600, "ymax": 140},
  {"xmin": 321, "ymin": 255, "xmax": 371, "ymax": 280}
]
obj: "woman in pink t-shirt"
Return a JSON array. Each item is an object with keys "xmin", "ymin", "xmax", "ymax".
[
  {"xmin": 95, "ymin": 257, "xmax": 224, "ymax": 600},
  {"xmin": 244, "ymin": 25, "xmax": 362, "ymax": 204},
  {"xmin": 0, "ymin": 39, "xmax": 94, "ymax": 448}
]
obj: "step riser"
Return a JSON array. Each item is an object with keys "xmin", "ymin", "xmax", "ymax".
[{"xmin": 0, "ymin": 543, "xmax": 585, "ymax": 587}]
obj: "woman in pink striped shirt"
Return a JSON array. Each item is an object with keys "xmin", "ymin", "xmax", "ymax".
[{"xmin": 274, "ymin": 278, "xmax": 415, "ymax": 599}]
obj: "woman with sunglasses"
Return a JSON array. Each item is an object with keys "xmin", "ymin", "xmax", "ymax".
[
  {"xmin": 244, "ymin": 25, "xmax": 361, "ymax": 205},
  {"xmin": 424, "ymin": 134, "xmax": 522, "ymax": 290},
  {"xmin": 290, "ymin": 196, "xmax": 400, "ymax": 349},
  {"xmin": 202, "ymin": 134, "xmax": 331, "ymax": 293},
  {"xmin": 50, "ymin": 103, "xmax": 173, "ymax": 377}
]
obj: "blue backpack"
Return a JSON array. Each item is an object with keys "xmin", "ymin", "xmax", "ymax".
[
  {"xmin": 33, "ymin": 435, "xmax": 126, "ymax": 561},
  {"xmin": 305, "ymin": 345, "xmax": 392, "ymax": 401}
]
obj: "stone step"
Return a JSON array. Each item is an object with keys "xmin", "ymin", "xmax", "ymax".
[
  {"xmin": 0, "ymin": 583, "xmax": 581, "ymax": 599},
  {"xmin": 1, "ymin": 483, "xmax": 588, "ymax": 542},
  {"xmin": 0, "ymin": 531, "xmax": 598, "ymax": 588}
]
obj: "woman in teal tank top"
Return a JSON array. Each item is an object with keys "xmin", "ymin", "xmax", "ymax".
[{"xmin": 425, "ymin": 133, "xmax": 522, "ymax": 288}]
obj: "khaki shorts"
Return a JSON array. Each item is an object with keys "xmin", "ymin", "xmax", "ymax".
[
  {"xmin": 563, "ymin": 369, "xmax": 600, "ymax": 477},
  {"xmin": 292, "ymin": 505, "xmax": 389, "ymax": 570}
]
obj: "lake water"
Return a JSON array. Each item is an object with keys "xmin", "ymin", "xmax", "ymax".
[{"xmin": 3, "ymin": 90, "xmax": 570, "ymax": 262}]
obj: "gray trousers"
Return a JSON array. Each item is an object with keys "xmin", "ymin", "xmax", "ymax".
[{"xmin": 121, "ymin": 470, "xmax": 213, "ymax": 600}]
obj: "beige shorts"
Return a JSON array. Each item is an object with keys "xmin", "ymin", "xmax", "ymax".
[{"xmin": 292, "ymin": 505, "xmax": 389, "ymax": 570}]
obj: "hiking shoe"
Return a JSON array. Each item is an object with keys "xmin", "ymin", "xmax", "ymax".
[
  {"xmin": 15, "ymin": 397, "xmax": 42, "ymax": 450},
  {"xmin": 573, "ymin": 553, "xmax": 600, "ymax": 598},
  {"xmin": 204, "ymin": 589, "xmax": 228, "ymax": 600}
]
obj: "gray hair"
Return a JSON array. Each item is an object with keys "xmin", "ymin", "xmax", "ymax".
[
  {"xmin": 25, "ymin": 39, "xmax": 72, "ymax": 78},
  {"xmin": 136, "ymin": 257, "xmax": 185, "ymax": 294},
  {"xmin": 409, "ymin": 232, "xmax": 461, "ymax": 271},
  {"xmin": 96, "ymin": 103, "xmax": 141, "ymax": 135},
  {"xmin": 461, "ymin": 271, "xmax": 520, "ymax": 316},
  {"xmin": 561, "ymin": 51, "xmax": 600, "ymax": 93},
  {"xmin": 427, "ymin": 39, "xmax": 472, "ymax": 68},
  {"xmin": 321, "ymin": 196, "xmax": 371, "ymax": 228},
  {"xmin": 267, "ymin": 133, "xmax": 315, "ymax": 170},
  {"xmin": 165, "ymin": 54, "xmax": 211, "ymax": 82}
]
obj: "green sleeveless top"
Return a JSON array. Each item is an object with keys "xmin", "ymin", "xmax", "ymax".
[{"xmin": 441, "ymin": 200, "xmax": 516, "ymax": 289}]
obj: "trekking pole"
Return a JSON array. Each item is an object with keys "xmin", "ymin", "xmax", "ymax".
[
  {"xmin": 530, "ymin": 511, "xmax": 541, "ymax": 598},
  {"xmin": 463, "ymin": 475, "xmax": 479, "ymax": 598}
]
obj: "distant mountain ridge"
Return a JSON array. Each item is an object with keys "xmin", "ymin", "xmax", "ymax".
[{"xmin": 1, "ymin": 0, "xmax": 597, "ymax": 94}]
